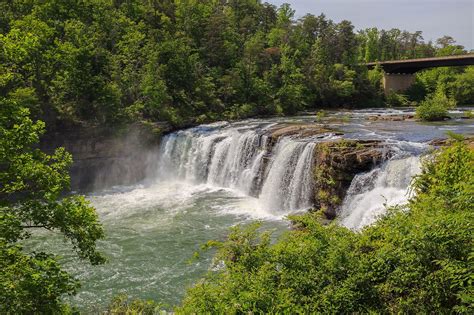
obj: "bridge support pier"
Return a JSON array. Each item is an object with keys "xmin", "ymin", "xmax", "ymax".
[{"xmin": 382, "ymin": 73, "xmax": 415, "ymax": 95}]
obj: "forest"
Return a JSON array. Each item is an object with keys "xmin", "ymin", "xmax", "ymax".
[
  {"xmin": 1, "ymin": 0, "xmax": 473, "ymax": 314},
  {"xmin": 1, "ymin": 0, "xmax": 473, "ymax": 131}
]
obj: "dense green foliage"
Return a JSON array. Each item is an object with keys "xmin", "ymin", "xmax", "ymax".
[
  {"xmin": 408, "ymin": 66, "xmax": 474, "ymax": 106},
  {"xmin": 1, "ymin": 1, "xmax": 473, "ymax": 312},
  {"xmin": 416, "ymin": 89, "xmax": 457, "ymax": 121},
  {"xmin": 104, "ymin": 294, "xmax": 163, "ymax": 315},
  {"xmin": 1, "ymin": 0, "xmax": 471, "ymax": 130},
  {"xmin": 177, "ymin": 139, "xmax": 474, "ymax": 313},
  {"xmin": 0, "ymin": 98, "xmax": 105, "ymax": 313},
  {"xmin": 359, "ymin": 31, "xmax": 467, "ymax": 63}
]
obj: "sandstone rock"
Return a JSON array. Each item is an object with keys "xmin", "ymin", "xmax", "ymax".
[
  {"xmin": 258, "ymin": 123, "xmax": 389, "ymax": 220},
  {"xmin": 267, "ymin": 124, "xmax": 332, "ymax": 140},
  {"xmin": 40, "ymin": 124, "xmax": 159, "ymax": 191},
  {"xmin": 429, "ymin": 136, "xmax": 474, "ymax": 149},
  {"xmin": 312, "ymin": 140, "xmax": 388, "ymax": 219}
]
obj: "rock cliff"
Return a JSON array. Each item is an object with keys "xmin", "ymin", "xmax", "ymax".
[{"xmin": 40, "ymin": 125, "xmax": 159, "ymax": 191}]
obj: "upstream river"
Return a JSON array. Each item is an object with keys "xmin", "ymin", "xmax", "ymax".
[{"xmin": 28, "ymin": 108, "xmax": 473, "ymax": 312}]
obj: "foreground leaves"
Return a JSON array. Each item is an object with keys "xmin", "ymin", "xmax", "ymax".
[{"xmin": 0, "ymin": 98, "xmax": 105, "ymax": 313}]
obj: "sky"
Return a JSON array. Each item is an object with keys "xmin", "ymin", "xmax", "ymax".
[{"xmin": 268, "ymin": 0, "xmax": 474, "ymax": 50}]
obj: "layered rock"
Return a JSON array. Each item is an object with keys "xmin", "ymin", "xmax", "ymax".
[
  {"xmin": 429, "ymin": 136, "xmax": 474, "ymax": 149},
  {"xmin": 367, "ymin": 114, "xmax": 416, "ymax": 121},
  {"xmin": 312, "ymin": 140, "xmax": 388, "ymax": 219}
]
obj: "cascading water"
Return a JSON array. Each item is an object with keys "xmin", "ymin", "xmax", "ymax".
[
  {"xmin": 259, "ymin": 138, "xmax": 316, "ymax": 213},
  {"xmin": 155, "ymin": 123, "xmax": 319, "ymax": 214},
  {"xmin": 339, "ymin": 146, "xmax": 424, "ymax": 230}
]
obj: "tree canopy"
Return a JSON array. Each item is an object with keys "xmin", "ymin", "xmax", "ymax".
[
  {"xmin": 0, "ymin": 98, "xmax": 105, "ymax": 313},
  {"xmin": 1, "ymin": 0, "xmax": 471, "ymax": 130}
]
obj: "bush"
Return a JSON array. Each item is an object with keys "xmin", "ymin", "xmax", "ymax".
[
  {"xmin": 385, "ymin": 91, "xmax": 410, "ymax": 107},
  {"xmin": 104, "ymin": 294, "xmax": 164, "ymax": 315},
  {"xmin": 177, "ymin": 139, "xmax": 474, "ymax": 314},
  {"xmin": 416, "ymin": 90, "xmax": 456, "ymax": 121}
]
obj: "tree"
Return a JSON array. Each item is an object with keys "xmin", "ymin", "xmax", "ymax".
[
  {"xmin": 363, "ymin": 28, "xmax": 379, "ymax": 62},
  {"xmin": 275, "ymin": 46, "xmax": 306, "ymax": 114},
  {"xmin": 0, "ymin": 98, "xmax": 105, "ymax": 313},
  {"xmin": 335, "ymin": 20, "xmax": 357, "ymax": 64},
  {"xmin": 435, "ymin": 36, "xmax": 466, "ymax": 57},
  {"xmin": 451, "ymin": 66, "xmax": 474, "ymax": 105},
  {"xmin": 436, "ymin": 35, "xmax": 456, "ymax": 48}
]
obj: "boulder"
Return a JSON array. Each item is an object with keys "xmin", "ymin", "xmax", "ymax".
[{"xmin": 312, "ymin": 140, "xmax": 388, "ymax": 219}]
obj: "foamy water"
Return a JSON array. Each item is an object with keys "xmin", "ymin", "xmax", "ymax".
[{"xmin": 339, "ymin": 155, "xmax": 422, "ymax": 230}]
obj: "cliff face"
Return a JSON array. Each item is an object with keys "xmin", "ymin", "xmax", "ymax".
[{"xmin": 40, "ymin": 126, "xmax": 159, "ymax": 191}]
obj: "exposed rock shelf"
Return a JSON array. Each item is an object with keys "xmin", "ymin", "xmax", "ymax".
[{"xmin": 311, "ymin": 140, "xmax": 388, "ymax": 219}]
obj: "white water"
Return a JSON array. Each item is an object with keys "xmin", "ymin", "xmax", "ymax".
[
  {"xmin": 259, "ymin": 138, "xmax": 316, "ymax": 213},
  {"xmin": 339, "ymin": 154, "xmax": 422, "ymax": 230},
  {"xmin": 157, "ymin": 124, "xmax": 430, "ymax": 224},
  {"xmin": 156, "ymin": 123, "xmax": 319, "ymax": 215}
]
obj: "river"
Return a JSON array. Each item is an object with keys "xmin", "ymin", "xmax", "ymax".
[{"xmin": 28, "ymin": 108, "xmax": 473, "ymax": 312}]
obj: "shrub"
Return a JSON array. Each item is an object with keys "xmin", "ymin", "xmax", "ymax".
[
  {"xmin": 416, "ymin": 89, "xmax": 456, "ymax": 121},
  {"xmin": 104, "ymin": 294, "xmax": 164, "ymax": 315},
  {"xmin": 385, "ymin": 91, "xmax": 410, "ymax": 107}
]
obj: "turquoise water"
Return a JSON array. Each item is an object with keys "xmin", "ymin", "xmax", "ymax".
[{"xmin": 30, "ymin": 181, "xmax": 289, "ymax": 312}]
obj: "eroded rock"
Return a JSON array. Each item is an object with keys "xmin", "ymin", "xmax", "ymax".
[
  {"xmin": 429, "ymin": 136, "xmax": 474, "ymax": 149},
  {"xmin": 312, "ymin": 140, "xmax": 388, "ymax": 219},
  {"xmin": 268, "ymin": 124, "xmax": 330, "ymax": 138}
]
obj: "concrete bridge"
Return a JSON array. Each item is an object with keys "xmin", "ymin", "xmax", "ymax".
[{"xmin": 366, "ymin": 54, "xmax": 474, "ymax": 95}]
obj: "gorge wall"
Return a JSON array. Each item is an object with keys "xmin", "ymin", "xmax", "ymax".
[
  {"xmin": 40, "ymin": 125, "xmax": 160, "ymax": 191},
  {"xmin": 41, "ymin": 121, "xmax": 411, "ymax": 220}
]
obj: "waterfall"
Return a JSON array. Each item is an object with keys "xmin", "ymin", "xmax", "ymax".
[
  {"xmin": 259, "ymin": 139, "xmax": 316, "ymax": 213},
  {"xmin": 156, "ymin": 123, "xmax": 427, "ymax": 221},
  {"xmin": 339, "ymin": 155, "xmax": 422, "ymax": 230},
  {"xmin": 155, "ymin": 124, "xmax": 317, "ymax": 214}
]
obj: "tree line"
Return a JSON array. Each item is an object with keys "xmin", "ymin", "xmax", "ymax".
[{"xmin": 1, "ymin": 0, "xmax": 472, "ymax": 131}]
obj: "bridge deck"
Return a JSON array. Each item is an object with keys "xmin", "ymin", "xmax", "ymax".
[{"xmin": 366, "ymin": 54, "xmax": 474, "ymax": 74}]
